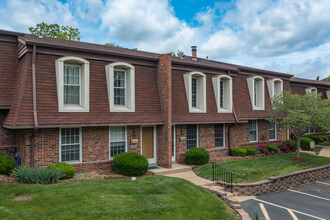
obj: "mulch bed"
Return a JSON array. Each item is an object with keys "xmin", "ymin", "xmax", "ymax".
[{"xmin": 0, "ymin": 171, "xmax": 154, "ymax": 184}]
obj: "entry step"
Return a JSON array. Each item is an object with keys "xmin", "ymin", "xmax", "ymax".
[{"xmin": 151, "ymin": 164, "xmax": 192, "ymax": 175}]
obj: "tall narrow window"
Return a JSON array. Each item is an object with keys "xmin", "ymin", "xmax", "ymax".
[
  {"xmin": 249, "ymin": 120, "xmax": 258, "ymax": 142},
  {"xmin": 215, "ymin": 124, "xmax": 225, "ymax": 148},
  {"xmin": 187, "ymin": 125, "xmax": 198, "ymax": 150},
  {"xmin": 192, "ymin": 77, "xmax": 197, "ymax": 107},
  {"xmin": 114, "ymin": 70, "xmax": 126, "ymax": 105},
  {"xmin": 64, "ymin": 65, "xmax": 81, "ymax": 105},
  {"xmin": 269, "ymin": 122, "xmax": 276, "ymax": 140},
  {"xmin": 60, "ymin": 128, "xmax": 81, "ymax": 163},
  {"xmin": 220, "ymin": 79, "xmax": 224, "ymax": 108},
  {"xmin": 254, "ymin": 80, "xmax": 258, "ymax": 106},
  {"xmin": 306, "ymin": 127, "xmax": 315, "ymax": 134},
  {"xmin": 110, "ymin": 126, "xmax": 126, "ymax": 159}
]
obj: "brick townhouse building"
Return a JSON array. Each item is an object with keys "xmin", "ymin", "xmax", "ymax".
[{"xmin": 0, "ymin": 29, "xmax": 329, "ymax": 171}]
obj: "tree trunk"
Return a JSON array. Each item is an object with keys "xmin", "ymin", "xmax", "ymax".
[{"xmin": 296, "ymin": 137, "xmax": 301, "ymax": 159}]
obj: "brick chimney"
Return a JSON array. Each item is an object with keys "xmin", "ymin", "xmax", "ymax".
[{"xmin": 191, "ymin": 46, "xmax": 197, "ymax": 61}]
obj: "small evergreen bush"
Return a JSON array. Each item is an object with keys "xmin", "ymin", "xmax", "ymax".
[
  {"xmin": 0, "ymin": 154, "xmax": 15, "ymax": 175},
  {"xmin": 306, "ymin": 135, "xmax": 323, "ymax": 144},
  {"xmin": 230, "ymin": 147, "xmax": 247, "ymax": 156},
  {"xmin": 48, "ymin": 162, "xmax": 75, "ymax": 179},
  {"xmin": 113, "ymin": 152, "xmax": 148, "ymax": 176},
  {"xmin": 185, "ymin": 148, "xmax": 210, "ymax": 165},
  {"xmin": 267, "ymin": 144, "xmax": 279, "ymax": 153},
  {"xmin": 12, "ymin": 166, "xmax": 64, "ymax": 184},
  {"xmin": 301, "ymin": 137, "xmax": 314, "ymax": 150},
  {"xmin": 240, "ymin": 146, "xmax": 256, "ymax": 155}
]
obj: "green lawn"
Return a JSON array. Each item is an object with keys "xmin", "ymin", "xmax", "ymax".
[
  {"xmin": 194, "ymin": 153, "xmax": 330, "ymax": 183},
  {"xmin": 0, "ymin": 176, "xmax": 236, "ymax": 220}
]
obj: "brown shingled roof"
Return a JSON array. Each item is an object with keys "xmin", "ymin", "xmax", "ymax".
[{"xmin": 290, "ymin": 77, "xmax": 330, "ymax": 86}]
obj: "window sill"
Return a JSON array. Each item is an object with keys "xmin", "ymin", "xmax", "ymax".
[
  {"xmin": 249, "ymin": 140, "xmax": 258, "ymax": 143},
  {"xmin": 59, "ymin": 104, "xmax": 89, "ymax": 112},
  {"xmin": 215, "ymin": 147, "xmax": 225, "ymax": 150},
  {"xmin": 189, "ymin": 107, "xmax": 206, "ymax": 113},
  {"xmin": 61, "ymin": 161, "xmax": 82, "ymax": 164},
  {"xmin": 252, "ymin": 106, "xmax": 264, "ymax": 111},
  {"xmin": 111, "ymin": 105, "xmax": 135, "ymax": 112},
  {"xmin": 218, "ymin": 108, "xmax": 232, "ymax": 113}
]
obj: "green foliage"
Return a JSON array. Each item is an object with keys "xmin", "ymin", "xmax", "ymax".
[
  {"xmin": 170, "ymin": 50, "xmax": 185, "ymax": 57},
  {"xmin": 268, "ymin": 91, "xmax": 330, "ymax": 158},
  {"xmin": 185, "ymin": 148, "xmax": 210, "ymax": 165},
  {"xmin": 113, "ymin": 152, "xmax": 148, "ymax": 176},
  {"xmin": 301, "ymin": 137, "xmax": 314, "ymax": 150},
  {"xmin": 325, "ymin": 75, "xmax": 330, "ymax": 81},
  {"xmin": 314, "ymin": 146, "xmax": 323, "ymax": 155},
  {"xmin": 12, "ymin": 166, "xmax": 64, "ymax": 184},
  {"xmin": 240, "ymin": 146, "xmax": 256, "ymax": 155},
  {"xmin": 230, "ymin": 147, "xmax": 247, "ymax": 156},
  {"xmin": 279, "ymin": 140, "xmax": 297, "ymax": 152},
  {"xmin": 267, "ymin": 144, "xmax": 279, "ymax": 153},
  {"xmin": 306, "ymin": 135, "xmax": 325, "ymax": 144},
  {"xmin": 48, "ymin": 162, "xmax": 75, "ymax": 179},
  {"xmin": 0, "ymin": 154, "xmax": 15, "ymax": 175},
  {"xmin": 105, "ymin": 42, "xmax": 138, "ymax": 50},
  {"xmin": 28, "ymin": 22, "xmax": 80, "ymax": 40}
]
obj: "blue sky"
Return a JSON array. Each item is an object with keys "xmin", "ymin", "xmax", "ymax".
[{"xmin": 1, "ymin": 0, "xmax": 330, "ymax": 80}]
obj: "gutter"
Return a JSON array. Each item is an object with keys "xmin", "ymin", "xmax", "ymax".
[
  {"xmin": 30, "ymin": 44, "xmax": 38, "ymax": 167},
  {"xmin": 227, "ymin": 103, "xmax": 239, "ymax": 155}
]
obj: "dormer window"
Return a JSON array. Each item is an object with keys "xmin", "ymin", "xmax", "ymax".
[
  {"xmin": 184, "ymin": 72, "xmax": 206, "ymax": 113},
  {"xmin": 106, "ymin": 62, "xmax": 135, "ymax": 112},
  {"xmin": 212, "ymin": 75, "xmax": 232, "ymax": 113},
  {"xmin": 305, "ymin": 87, "xmax": 317, "ymax": 94},
  {"xmin": 326, "ymin": 90, "xmax": 330, "ymax": 99},
  {"xmin": 267, "ymin": 78, "xmax": 283, "ymax": 99},
  {"xmin": 55, "ymin": 56, "xmax": 90, "ymax": 112},
  {"xmin": 247, "ymin": 76, "xmax": 265, "ymax": 110}
]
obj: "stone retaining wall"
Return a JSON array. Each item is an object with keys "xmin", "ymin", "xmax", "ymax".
[{"xmin": 221, "ymin": 164, "xmax": 330, "ymax": 196}]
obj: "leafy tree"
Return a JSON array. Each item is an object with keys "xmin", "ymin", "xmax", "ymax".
[
  {"xmin": 105, "ymin": 42, "xmax": 137, "ymax": 50},
  {"xmin": 170, "ymin": 50, "xmax": 185, "ymax": 57},
  {"xmin": 268, "ymin": 91, "xmax": 330, "ymax": 158},
  {"xmin": 316, "ymin": 76, "xmax": 320, "ymax": 80},
  {"xmin": 29, "ymin": 22, "xmax": 80, "ymax": 41},
  {"xmin": 325, "ymin": 75, "xmax": 330, "ymax": 81}
]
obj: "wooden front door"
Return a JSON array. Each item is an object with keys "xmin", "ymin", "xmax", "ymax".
[
  {"xmin": 282, "ymin": 128, "xmax": 287, "ymax": 141},
  {"xmin": 142, "ymin": 127, "xmax": 154, "ymax": 159}
]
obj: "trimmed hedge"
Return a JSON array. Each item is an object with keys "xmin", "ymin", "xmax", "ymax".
[
  {"xmin": 185, "ymin": 148, "xmax": 210, "ymax": 165},
  {"xmin": 301, "ymin": 137, "xmax": 314, "ymax": 150},
  {"xmin": 267, "ymin": 144, "xmax": 279, "ymax": 153},
  {"xmin": 230, "ymin": 147, "xmax": 247, "ymax": 156},
  {"xmin": 306, "ymin": 135, "xmax": 324, "ymax": 144},
  {"xmin": 0, "ymin": 153, "xmax": 15, "ymax": 175},
  {"xmin": 240, "ymin": 146, "xmax": 256, "ymax": 156},
  {"xmin": 113, "ymin": 152, "xmax": 148, "ymax": 176},
  {"xmin": 48, "ymin": 162, "xmax": 75, "ymax": 179},
  {"xmin": 12, "ymin": 166, "xmax": 64, "ymax": 184}
]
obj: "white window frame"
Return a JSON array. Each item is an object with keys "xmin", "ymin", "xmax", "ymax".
[
  {"xmin": 109, "ymin": 126, "xmax": 127, "ymax": 160},
  {"xmin": 326, "ymin": 90, "xmax": 330, "ymax": 99},
  {"xmin": 305, "ymin": 127, "xmax": 315, "ymax": 134},
  {"xmin": 186, "ymin": 124, "xmax": 199, "ymax": 150},
  {"xmin": 113, "ymin": 69, "xmax": 127, "ymax": 106},
  {"xmin": 59, "ymin": 127, "xmax": 82, "ymax": 163},
  {"xmin": 212, "ymin": 75, "xmax": 232, "ymax": 113},
  {"xmin": 63, "ymin": 64, "xmax": 82, "ymax": 105},
  {"xmin": 267, "ymin": 78, "xmax": 283, "ymax": 99},
  {"xmin": 105, "ymin": 62, "xmax": 135, "ymax": 112},
  {"xmin": 269, "ymin": 122, "xmax": 277, "ymax": 141},
  {"xmin": 191, "ymin": 77, "xmax": 198, "ymax": 108},
  {"xmin": 215, "ymin": 124, "xmax": 225, "ymax": 149},
  {"xmin": 249, "ymin": 120, "xmax": 258, "ymax": 142},
  {"xmin": 305, "ymin": 87, "xmax": 317, "ymax": 94},
  {"xmin": 247, "ymin": 76, "xmax": 265, "ymax": 110},
  {"xmin": 55, "ymin": 56, "xmax": 90, "ymax": 112},
  {"xmin": 184, "ymin": 72, "xmax": 207, "ymax": 113}
]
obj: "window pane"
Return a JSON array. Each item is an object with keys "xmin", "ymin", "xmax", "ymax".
[
  {"xmin": 249, "ymin": 120, "xmax": 257, "ymax": 142},
  {"xmin": 187, "ymin": 125, "xmax": 197, "ymax": 150},
  {"xmin": 254, "ymin": 80, "xmax": 257, "ymax": 106},
  {"xmin": 114, "ymin": 88, "xmax": 125, "ymax": 105},
  {"xmin": 110, "ymin": 126, "xmax": 126, "ymax": 158},
  {"xmin": 61, "ymin": 128, "xmax": 80, "ymax": 162},
  {"xmin": 192, "ymin": 77, "xmax": 197, "ymax": 107},
  {"xmin": 269, "ymin": 122, "xmax": 276, "ymax": 140},
  {"xmin": 215, "ymin": 124, "xmax": 224, "ymax": 148},
  {"xmin": 220, "ymin": 80, "xmax": 224, "ymax": 108},
  {"xmin": 114, "ymin": 70, "xmax": 126, "ymax": 105}
]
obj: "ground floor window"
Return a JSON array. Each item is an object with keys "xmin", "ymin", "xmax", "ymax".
[
  {"xmin": 110, "ymin": 126, "xmax": 127, "ymax": 159},
  {"xmin": 187, "ymin": 125, "xmax": 198, "ymax": 150},
  {"xmin": 306, "ymin": 127, "xmax": 315, "ymax": 134},
  {"xmin": 215, "ymin": 124, "xmax": 225, "ymax": 148},
  {"xmin": 249, "ymin": 120, "xmax": 258, "ymax": 142},
  {"xmin": 60, "ymin": 128, "xmax": 81, "ymax": 162},
  {"xmin": 269, "ymin": 122, "xmax": 276, "ymax": 140}
]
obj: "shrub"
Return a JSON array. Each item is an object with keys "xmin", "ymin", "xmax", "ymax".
[
  {"xmin": 48, "ymin": 162, "xmax": 75, "ymax": 179},
  {"xmin": 230, "ymin": 147, "xmax": 247, "ymax": 156},
  {"xmin": 306, "ymin": 135, "xmax": 323, "ymax": 144},
  {"xmin": 185, "ymin": 148, "xmax": 210, "ymax": 165},
  {"xmin": 113, "ymin": 152, "xmax": 148, "ymax": 176},
  {"xmin": 301, "ymin": 137, "xmax": 314, "ymax": 150},
  {"xmin": 279, "ymin": 140, "xmax": 297, "ymax": 153},
  {"xmin": 258, "ymin": 144, "xmax": 270, "ymax": 155},
  {"xmin": 12, "ymin": 166, "xmax": 64, "ymax": 184},
  {"xmin": 267, "ymin": 144, "xmax": 279, "ymax": 153},
  {"xmin": 0, "ymin": 154, "xmax": 15, "ymax": 175},
  {"xmin": 240, "ymin": 146, "xmax": 256, "ymax": 156}
]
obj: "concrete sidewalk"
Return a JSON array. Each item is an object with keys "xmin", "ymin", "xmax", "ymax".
[{"xmin": 301, "ymin": 145, "xmax": 330, "ymax": 158}]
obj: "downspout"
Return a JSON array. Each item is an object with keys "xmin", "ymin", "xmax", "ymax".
[
  {"xmin": 30, "ymin": 44, "xmax": 38, "ymax": 167},
  {"xmin": 227, "ymin": 104, "xmax": 239, "ymax": 155}
]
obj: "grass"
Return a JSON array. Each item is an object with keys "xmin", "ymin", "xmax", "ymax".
[
  {"xmin": 319, "ymin": 142, "xmax": 330, "ymax": 146},
  {"xmin": 194, "ymin": 153, "xmax": 330, "ymax": 183},
  {"xmin": 0, "ymin": 176, "xmax": 236, "ymax": 220}
]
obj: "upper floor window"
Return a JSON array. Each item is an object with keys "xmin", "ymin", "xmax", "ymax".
[
  {"xmin": 55, "ymin": 56, "xmax": 90, "ymax": 112},
  {"xmin": 105, "ymin": 62, "xmax": 135, "ymax": 112},
  {"xmin": 212, "ymin": 75, "xmax": 232, "ymax": 113},
  {"xmin": 326, "ymin": 90, "xmax": 330, "ymax": 99},
  {"xmin": 305, "ymin": 87, "xmax": 317, "ymax": 94},
  {"xmin": 247, "ymin": 76, "xmax": 265, "ymax": 110},
  {"xmin": 184, "ymin": 72, "xmax": 206, "ymax": 113},
  {"xmin": 267, "ymin": 78, "xmax": 283, "ymax": 99},
  {"xmin": 306, "ymin": 127, "xmax": 315, "ymax": 134},
  {"xmin": 249, "ymin": 120, "xmax": 258, "ymax": 142}
]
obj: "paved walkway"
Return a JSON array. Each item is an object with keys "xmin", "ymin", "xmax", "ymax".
[{"xmin": 301, "ymin": 145, "xmax": 330, "ymax": 158}]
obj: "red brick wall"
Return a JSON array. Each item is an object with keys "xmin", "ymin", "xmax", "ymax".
[
  {"xmin": 0, "ymin": 111, "xmax": 16, "ymax": 157},
  {"xmin": 156, "ymin": 54, "xmax": 172, "ymax": 168}
]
